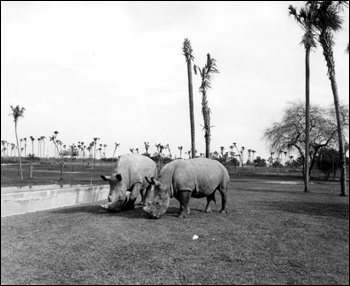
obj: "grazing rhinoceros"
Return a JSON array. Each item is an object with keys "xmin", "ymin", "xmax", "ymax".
[
  {"xmin": 143, "ymin": 157, "xmax": 229, "ymax": 219},
  {"xmin": 100, "ymin": 154, "xmax": 158, "ymax": 212}
]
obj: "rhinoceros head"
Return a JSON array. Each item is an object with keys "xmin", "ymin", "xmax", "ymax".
[
  {"xmin": 100, "ymin": 173, "xmax": 128, "ymax": 212},
  {"xmin": 143, "ymin": 177, "xmax": 170, "ymax": 219}
]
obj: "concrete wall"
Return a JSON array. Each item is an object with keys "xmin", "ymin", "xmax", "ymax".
[{"xmin": 1, "ymin": 185, "xmax": 109, "ymax": 217}]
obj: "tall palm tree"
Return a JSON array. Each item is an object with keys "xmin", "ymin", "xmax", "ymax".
[
  {"xmin": 183, "ymin": 38, "xmax": 196, "ymax": 158},
  {"xmin": 311, "ymin": 1, "xmax": 348, "ymax": 196},
  {"xmin": 9, "ymin": 105, "xmax": 25, "ymax": 181},
  {"xmin": 195, "ymin": 53, "xmax": 219, "ymax": 158},
  {"xmin": 289, "ymin": 3, "xmax": 317, "ymax": 192}
]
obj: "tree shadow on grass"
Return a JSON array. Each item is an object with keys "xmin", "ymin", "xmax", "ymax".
[{"xmin": 264, "ymin": 201, "xmax": 349, "ymax": 220}]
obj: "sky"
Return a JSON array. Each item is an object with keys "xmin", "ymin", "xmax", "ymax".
[{"xmin": 1, "ymin": 1, "xmax": 349, "ymax": 160}]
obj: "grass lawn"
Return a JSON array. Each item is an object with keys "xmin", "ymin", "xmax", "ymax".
[
  {"xmin": 1, "ymin": 174, "xmax": 349, "ymax": 285},
  {"xmin": 1, "ymin": 162, "xmax": 114, "ymax": 187}
]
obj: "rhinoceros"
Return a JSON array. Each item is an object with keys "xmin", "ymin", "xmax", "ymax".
[
  {"xmin": 143, "ymin": 157, "xmax": 229, "ymax": 219},
  {"xmin": 100, "ymin": 154, "xmax": 158, "ymax": 212}
]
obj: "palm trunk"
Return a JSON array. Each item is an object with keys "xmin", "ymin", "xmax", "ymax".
[
  {"xmin": 320, "ymin": 35, "xmax": 348, "ymax": 196},
  {"xmin": 202, "ymin": 91, "xmax": 211, "ymax": 158},
  {"xmin": 187, "ymin": 58, "xmax": 196, "ymax": 158},
  {"xmin": 304, "ymin": 47, "xmax": 310, "ymax": 192},
  {"xmin": 15, "ymin": 122, "xmax": 23, "ymax": 181}
]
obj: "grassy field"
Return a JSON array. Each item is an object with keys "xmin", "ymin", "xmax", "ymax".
[
  {"xmin": 1, "ymin": 172, "xmax": 349, "ymax": 285},
  {"xmin": 1, "ymin": 162, "xmax": 115, "ymax": 187}
]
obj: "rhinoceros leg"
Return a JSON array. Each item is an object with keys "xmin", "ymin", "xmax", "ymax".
[
  {"xmin": 126, "ymin": 183, "xmax": 142, "ymax": 208},
  {"xmin": 204, "ymin": 192, "xmax": 216, "ymax": 213},
  {"xmin": 177, "ymin": 191, "xmax": 191, "ymax": 218},
  {"xmin": 218, "ymin": 183, "xmax": 228, "ymax": 213},
  {"xmin": 139, "ymin": 184, "xmax": 152, "ymax": 206}
]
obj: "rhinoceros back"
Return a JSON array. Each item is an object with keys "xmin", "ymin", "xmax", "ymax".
[{"xmin": 113, "ymin": 154, "xmax": 157, "ymax": 190}]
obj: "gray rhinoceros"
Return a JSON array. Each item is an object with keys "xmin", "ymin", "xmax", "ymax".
[
  {"xmin": 143, "ymin": 157, "xmax": 229, "ymax": 219},
  {"xmin": 100, "ymin": 154, "xmax": 158, "ymax": 212}
]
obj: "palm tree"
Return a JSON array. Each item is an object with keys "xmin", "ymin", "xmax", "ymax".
[
  {"xmin": 30, "ymin": 136, "xmax": 35, "ymax": 156},
  {"xmin": 311, "ymin": 1, "xmax": 348, "ymax": 196},
  {"xmin": 166, "ymin": 144, "xmax": 172, "ymax": 158},
  {"xmin": 289, "ymin": 3, "xmax": 317, "ymax": 192},
  {"xmin": 183, "ymin": 38, "xmax": 196, "ymax": 158},
  {"xmin": 11, "ymin": 143, "xmax": 15, "ymax": 157},
  {"xmin": 38, "ymin": 137, "xmax": 42, "ymax": 159},
  {"xmin": 233, "ymin": 142, "xmax": 242, "ymax": 166},
  {"xmin": 220, "ymin": 146, "xmax": 225, "ymax": 157},
  {"xmin": 194, "ymin": 53, "xmax": 219, "ymax": 158},
  {"xmin": 103, "ymin": 144, "xmax": 107, "ymax": 158},
  {"xmin": 144, "ymin": 142, "xmax": 149, "ymax": 155},
  {"xmin": 178, "ymin": 146, "xmax": 183, "ymax": 159},
  {"xmin": 113, "ymin": 142, "xmax": 120, "ymax": 160},
  {"xmin": 41, "ymin": 136, "xmax": 46, "ymax": 159},
  {"xmin": 241, "ymin": 146, "xmax": 245, "ymax": 166},
  {"xmin": 247, "ymin": 149, "xmax": 252, "ymax": 163},
  {"xmin": 9, "ymin": 105, "xmax": 25, "ymax": 181},
  {"xmin": 49, "ymin": 132, "xmax": 64, "ymax": 180},
  {"xmin": 1, "ymin": 140, "xmax": 6, "ymax": 156},
  {"xmin": 93, "ymin": 137, "xmax": 99, "ymax": 171},
  {"xmin": 270, "ymin": 152, "xmax": 275, "ymax": 164},
  {"xmin": 283, "ymin": 151, "xmax": 288, "ymax": 166},
  {"xmin": 23, "ymin": 138, "xmax": 27, "ymax": 157}
]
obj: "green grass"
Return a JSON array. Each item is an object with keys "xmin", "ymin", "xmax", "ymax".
[{"xmin": 1, "ymin": 177, "xmax": 349, "ymax": 285}]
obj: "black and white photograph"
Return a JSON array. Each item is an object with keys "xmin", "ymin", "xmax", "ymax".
[{"xmin": 1, "ymin": 1, "xmax": 349, "ymax": 285}]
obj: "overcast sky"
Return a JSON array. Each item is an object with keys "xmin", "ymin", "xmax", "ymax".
[{"xmin": 1, "ymin": 1, "xmax": 349, "ymax": 160}]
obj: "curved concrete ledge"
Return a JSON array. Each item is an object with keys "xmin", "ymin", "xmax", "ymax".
[{"xmin": 1, "ymin": 185, "xmax": 109, "ymax": 217}]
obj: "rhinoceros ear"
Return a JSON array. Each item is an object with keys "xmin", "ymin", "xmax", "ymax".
[
  {"xmin": 116, "ymin": 174, "xmax": 122, "ymax": 181},
  {"xmin": 101, "ymin": 175, "xmax": 111, "ymax": 181}
]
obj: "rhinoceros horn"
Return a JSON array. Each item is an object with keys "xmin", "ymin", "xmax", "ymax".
[{"xmin": 145, "ymin": 176, "xmax": 155, "ymax": 185}]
